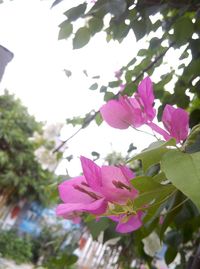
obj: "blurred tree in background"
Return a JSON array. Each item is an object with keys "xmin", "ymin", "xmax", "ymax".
[{"xmin": 0, "ymin": 90, "xmax": 58, "ymax": 206}]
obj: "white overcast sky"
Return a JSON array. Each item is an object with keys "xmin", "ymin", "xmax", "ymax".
[{"xmin": 0, "ymin": 0, "xmax": 162, "ymax": 175}]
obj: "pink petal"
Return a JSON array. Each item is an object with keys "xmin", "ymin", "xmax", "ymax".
[
  {"xmin": 115, "ymin": 212, "xmax": 143, "ymax": 233},
  {"xmin": 137, "ymin": 77, "xmax": 156, "ymax": 121},
  {"xmin": 56, "ymin": 198, "xmax": 107, "ymax": 218},
  {"xmin": 58, "ymin": 176, "xmax": 94, "ymax": 204},
  {"xmin": 101, "ymin": 165, "xmax": 130, "ymax": 186},
  {"xmin": 101, "ymin": 166, "xmax": 137, "ymax": 202},
  {"xmin": 162, "ymin": 105, "xmax": 189, "ymax": 142},
  {"xmin": 120, "ymin": 96, "xmax": 145, "ymax": 127},
  {"xmin": 114, "ymin": 70, "xmax": 122, "ymax": 80},
  {"xmin": 100, "ymin": 99, "xmax": 132, "ymax": 129},
  {"xmin": 80, "ymin": 156, "xmax": 102, "ymax": 190},
  {"xmin": 171, "ymin": 108, "xmax": 189, "ymax": 142},
  {"xmin": 147, "ymin": 121, "xmax": 172, "ymax": 141},
  {"xmin": 119, "ymin": 165, "xmax": 135, "ymax": 183},
  {"xmin": 162, "ymin": 104, "xmax": 175, "ymax": 131},
  {"xmin": 71, "ymin": 216, "xmax": 82, "ymax": 224},
  {"xmin": 137, "ymin": 76, "xmax": 154, "ymax": 106},
  {"xmin": 119, "ymin": 83, "xmax": 125, "ymax": 92}
]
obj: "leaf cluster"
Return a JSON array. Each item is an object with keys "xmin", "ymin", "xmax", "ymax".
[{"xmin": 58, "ymin": 0, "xmax": 200, "ymax": 130}]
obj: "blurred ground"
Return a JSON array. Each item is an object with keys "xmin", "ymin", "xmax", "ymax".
[{"xmin": 0, "ymin": 258, "xmax": 33, "ymax": 269}]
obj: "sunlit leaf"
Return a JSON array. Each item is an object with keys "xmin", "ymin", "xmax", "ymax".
[{"xmin": 128, "ymin": 139, "xmax": 176, "ymax": 173}]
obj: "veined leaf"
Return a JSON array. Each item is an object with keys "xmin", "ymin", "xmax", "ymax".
[
  {"xmin": 131, "ymin": 176, "xmax": 161, "ymax": 193},
  {"xmin": 161, "ymin": 150, "xmax": 200, "ymax": 210},
  {"xmin": 133, "ymin": 184, "xmax": 175, "ymax": 210},
  {"xmin": 128, "ymin": 139, "xmax": 176, "ymax": 172}
]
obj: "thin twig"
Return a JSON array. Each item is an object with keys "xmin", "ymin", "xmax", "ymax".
[
  {"xmin": 53, "ymin": 111, "xmax": 98, "ymax": 153},
  {"xmin": 53, "ymin": 127, "xmax": 82, "ymax": 153}
]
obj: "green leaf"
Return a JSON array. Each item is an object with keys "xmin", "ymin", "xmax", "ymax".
[
  {"xmin": 153, "ymin": 171, "xmax": 166, "ymax": 183},
  {"xmin": 133, "ymin": 184, "xmax": 175, "ymax": 210},
  {"xmin": 126, "ymin": 57, "xmax": 136, "ymax": 68},
  {"xmin": 88, "ymin": 17, "xmax": 103, "ymax": 35},
  {"xmin": 131, "ymin": 19, "xmax": 146, "ymax": 41},
  {"xmin": 100, "ymin": 85, "xmax": 107, "ymax": 93},
  {"xmin": 91, "ymin": 151, "xmax": 100, "ymax": 160},
  {"xmin": 58, "ymin": 20, "xmax": 73, "ymax": 40},
  {"xmin": 104, "ymin": 91, "xmax": 115, "ymax": 101},
  {"xmin": 149, "ymin": 37, "xmax": 160, "ymax": 50},
  {"xmin": 108, "ymin": 80, "xmax": 121, "ymax": 88},
  {"xmin": 137, "ymin": 49, "xmax": 148, "ymax": 56},
  {"xmin": 161, "ymin": 150, "xmax": 200, "ymax": 210},
  {"xmin": 86, "ymin": 218, "xmax": 109, "ymax": 240},
  {"xmin": 165, "ymin": 246, "xmax": 177, "ymax": 265},
  {"xmin": 127, "ymin": 143, "xmax": 137, "ymax": 153},
  {"xmin": 95, "ymin": 112, "xmax": 103, "ymax": 126},
  {"xmin": 128, "ymin": 139, "xmax": 176, "ymax": 173},
  {"xmin": 107, "ymin": 0, "xmax": 127, "ymax": 17},
  {"xmin": 64, "ymin": 3, "xmax": 87, "ymax": 21},
  {"xmin": 89, "ymin": 83, "xmax": 98, "ymax": 90},
  {"xmin": 73, "ymin": 27, "xmax": 90, "ymax": 49},
  {"xmin": 173, "ymin": 17, "xmax": 193, "ymax": 45},
  {"xmin": 131, "ymin": 176, "xmax": 161, "ymax": 193}
]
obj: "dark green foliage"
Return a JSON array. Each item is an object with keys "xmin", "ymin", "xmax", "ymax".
[
  {"xmin": 0, "ymin": 91, "xmax": 57, "ymax": 205},
  {"xmin": 0, "ymin": 230, "xmax": 33, "ymax": 264}
]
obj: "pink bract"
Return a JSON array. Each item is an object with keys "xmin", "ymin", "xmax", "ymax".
[
  {"xmin": 136, "ymin": 76, "xmax": 156, "ymax": 121},
  {"xmin": 100, "ymin": 76, "xmax": 156, "ymax": 130},
  {"xmin": 56, "ymin": 156, "xmax": 142, "ymax": 233},
  {"xmin": 162, "ymin": 104, "xmax": 189, "ymax": 143},
  {"xmin": 110, "ymin": 211, "xmax": 143, "ymax": 233}
]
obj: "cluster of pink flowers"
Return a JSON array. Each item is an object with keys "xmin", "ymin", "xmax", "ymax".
[
  {"xmin": 56, "ymin": 77, "xmax": 189, "ymax": 233},
  {"xmin": 100, "ymin": 77, "xmax": 189, "ymax": 143}
]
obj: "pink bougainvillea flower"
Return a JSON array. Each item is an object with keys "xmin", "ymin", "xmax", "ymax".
[
  {"xmin": 56, "ymin": 175, "xmax": 108, "ymax": 219},
  {"xmin": 100, "ymin": 96, "xmax": 143, "ymax": 129},
  {"xmin": 147, "ymin": 105, "xmax": 189, "ymax": 143},
  {"xmin": 162, "ymin": 104, "xmax": 189, "ymax": 143},
  {"xmin": 57, "ymin": 156, "xmax": 142, "ymax": 233},
  {"xmin": 100, "ymin": 76, "xmax": 156, "ymax": 130},
  {"xmin": 136, "ymin": 76, "xmax": 156, "ymax": 121},
  {"xmin": 110, "ymin": 211, "xmax": 143, "ymax": 233}
]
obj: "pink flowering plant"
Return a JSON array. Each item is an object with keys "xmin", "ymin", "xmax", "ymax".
[
  {"xmin": 57, "ymin": 77, "xmax": 199, "ymax": 240},
  {"xmin": 57, "ymin": 77, "xmax": 200, "ymax": 254}
]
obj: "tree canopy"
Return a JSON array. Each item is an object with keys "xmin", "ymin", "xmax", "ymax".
[{"xmin": 0, "ymin": 91, "xmax": 58, "ymax": 205}]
